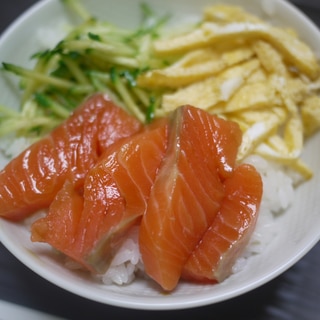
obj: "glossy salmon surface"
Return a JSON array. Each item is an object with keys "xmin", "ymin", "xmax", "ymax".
[
  {"xmin": 0, "ymin": 94, "xmax": 141, "ymax": 220},
  {"xmin": 182, "ymin": 163, "xmax": 263, "ymax": 283},
  {"xmin": 3, "ymin": 98, "xmax": 262, "ymax": 290},
  {"xmin": 31, "ymin": 119, "xmax": 168, "ymax": 272},
  {"xmin": 139, "ymin": 105, "xmax": 243, "ymax": 291}
]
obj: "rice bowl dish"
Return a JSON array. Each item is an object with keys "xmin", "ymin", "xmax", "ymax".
[{"xmin": 0, "ymin": 0, "xmax": 320, "ymax": 310}]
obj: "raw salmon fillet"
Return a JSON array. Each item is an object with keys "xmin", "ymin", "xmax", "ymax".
[
  {"xmin": 139, "ymin": 105, "xmax": 242, "ymax": 291},
  {"xmin": 0, "ymin": 94, "xmax": 141, "ymax": 221},
  {"xmin": 182, "ymin": 163, "xmax": 263, "ymax": 283},
  {"xmin": 31, "ymin": 119, "xmax": 168, "ymax": 272}
]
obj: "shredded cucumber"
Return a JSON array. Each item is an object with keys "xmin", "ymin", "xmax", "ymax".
[{"xmin": 0, "ymin": 0, "xmax": 181, "ymax": 137}]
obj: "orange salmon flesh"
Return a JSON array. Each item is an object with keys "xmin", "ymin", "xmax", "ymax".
[{"xmin": 0, "ymin": 95, "xmax": 263, "ymax": 291}]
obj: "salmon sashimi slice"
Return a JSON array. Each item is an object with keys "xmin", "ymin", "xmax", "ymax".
[
  {"xmin": 31, "ymin": 119, "xmax": 169, "ymax": 272},
  {"xmin": 139, "ymin": 105, "xmax": 242, "ymax": 291},
  {"xmin": 182, "ymin": 163, "xmax": 263, "ymax": 283},
  {"xmin": 0, "ymin": 94, "xmax": 141, "ymax": 221}
]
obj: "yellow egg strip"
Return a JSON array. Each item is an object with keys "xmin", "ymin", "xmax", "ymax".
[{"xmin": 136, "ymin": 4, "xmax": 320, "ymax": 181}]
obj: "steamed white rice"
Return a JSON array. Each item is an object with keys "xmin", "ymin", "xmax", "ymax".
[
  {"xmin": 98, "ymin": 226, "xmax": 144, "ymax": 286},
  {"xmin": 0, "ymin": 136, "xmax": 32, "ymax": 167}
]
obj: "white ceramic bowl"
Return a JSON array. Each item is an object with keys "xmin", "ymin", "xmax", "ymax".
[{"xmin": 0, "ymin": 0, "xmax": 320, "ymax": 310}]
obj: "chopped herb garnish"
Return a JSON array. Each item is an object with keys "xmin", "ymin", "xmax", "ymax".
[{"xmin": 0, "ymin": 0, "xmax": 186, "ymax": 137}]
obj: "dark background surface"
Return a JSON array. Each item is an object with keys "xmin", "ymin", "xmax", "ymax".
[{"xmin": 1, "ymin": 1, "xmax": 320, "ymax": 319}]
